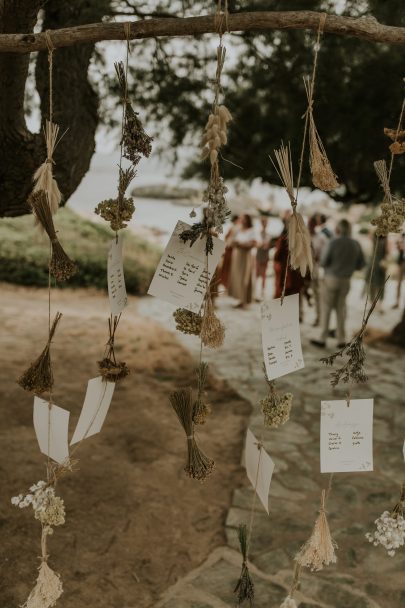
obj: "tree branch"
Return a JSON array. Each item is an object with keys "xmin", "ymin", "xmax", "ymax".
[{"xmin": 1, "ymin": 11, "xmax": 405, "ymax": 53}]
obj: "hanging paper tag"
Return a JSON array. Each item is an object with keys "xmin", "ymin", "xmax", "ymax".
[
  {"xmin": 33, "ymin": 397, "xmax": 70, "ymax": 465},
  {"xmin": 320, "ymin": 399, "xmax": 373, "ymax": 473},
  {"xmin": 245, "ymin": 428, "xmax": 275, "ymax": 514},
  {"xmin": 71, "ymin": 376, "xmax": 115, "ymax": 445},
  {"xmin": 108, "ymin": 234, "xmax": 127, "ymax": 316},
  {"xmin": 261, "ymin": 294, "xmax": 304, "ymax": 381},
  {"xmin": 147, "ymin": 220, "xmax": 225, "ymax": 312}
]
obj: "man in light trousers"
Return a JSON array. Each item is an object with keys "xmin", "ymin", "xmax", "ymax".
[{"xmin": 311, "ymin": 219, "xmax": 365, "ymax": 348}]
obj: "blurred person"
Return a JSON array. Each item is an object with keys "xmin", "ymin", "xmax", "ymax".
[
  {"xmin": 364, "ymin": 231, "xmax": 388, "ymax": 311},
  {"xmin": 309, "ymin": 213, "xmax": 333, "ymax": 326},
  {"xmin": 220, "ymin": 214, "xmax": 239, "ymax": 289},
  {"xmin": 255, "ymin": 215, "xmax": 272, "ymax": 300},
  {"xmin": 273, "ymin": 216, "xmax": 305, "ymax": 320},
  {"xmin": 393, "ymin": 232, "xmax": 405, "ymax": 309},
  {"xmin": 228, "ymin": 213, "xmax": 257, "ymax": 308},
  {"xmin": 311, "ymin": 218, "xmax": 365, "ymax": 348}
]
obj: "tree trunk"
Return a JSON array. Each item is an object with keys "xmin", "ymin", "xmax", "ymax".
[{"xmin": 0, "ymin": 0, "xmax": 108, "ymax": 218}]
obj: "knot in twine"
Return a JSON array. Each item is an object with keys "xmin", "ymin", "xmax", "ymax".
[
  {"xmin": 214, "ymin": 0, "xmax": 229, "ymax": 36},
  {"xmin": 44, "ymin": 30, "xmax": 55, "ymax": 53},
  {"xmin": 123, "ymin": 21, "xmax": 131, "ymax": 40}
]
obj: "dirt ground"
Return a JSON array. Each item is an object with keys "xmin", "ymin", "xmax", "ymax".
[{"xmin": 0, "ymin": 284, "xmax": 250, "ymax": 608}]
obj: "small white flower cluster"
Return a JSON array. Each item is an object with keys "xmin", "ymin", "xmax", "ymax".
[
  {"xmin": 366, "ymin": 511, "xmax": 405, "ymax": 556},
  {"xmin": 12, "ymin": 480, "xmax": 65, "ymax": 527}
]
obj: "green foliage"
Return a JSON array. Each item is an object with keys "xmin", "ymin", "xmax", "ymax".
[{"xmin": 0, "ymin": 208, "xmax": 161, "ymax": 294}]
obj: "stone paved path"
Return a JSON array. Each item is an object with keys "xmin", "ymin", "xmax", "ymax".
[{"xmin": 139, "ymin": 280, "xmax": 405, "ymax": 608}]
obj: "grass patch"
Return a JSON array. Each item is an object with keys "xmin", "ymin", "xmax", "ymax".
[{"xmin": 0, "ymin": 208, "xmax": 161, "ymax": 295}]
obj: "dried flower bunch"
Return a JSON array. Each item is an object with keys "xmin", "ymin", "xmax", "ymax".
[
  {"xmin": 12, "ymin": 480, "xmax": 66, "ymax": 528},
  {"xmin": 114, "ymin": 61, "xmax": 153, "ymax": 165},
  {"xmin": 259, "ymin": 376, "xmax": 293, "ymax": 428},
  {"xmin": 18, "ymin": 312, "xmax": 62, "ymax": 394},
  {"xmin": 272, "ymin": 144, "xmax": 313, "ymax": 277},
  {"xmin": 29, "ymin": 191, "xmax": 77, "ymax": 281},
  {"xmin": 384, "ymin": 127, "xmax": 405, "ymax": 155},
  {"xmin": 193, "ymin": 361, "xmax": 211, "ymax": 425},
  {"xmin": 201, "ymin": 104, "xmax": 232, "ymax": 168},
  {"xmin": 371, "ymin": 160, "xmax": 405, "ymax": 236},
  {"xmin": 201, "ymin": 293, "xmax": 225, "ymax": 348},
  {"xmin": 234, "ymin": 524, "xmax": 254, "ymax": 606},
  {"xmin": 95, "ymin": 166, "xmax": 136, "ymax": 232},
  {"xmin": 98, "ymin": 316, "xmax": 129, "ymax": 382},
  {"xmin": 173, "ymin": 308, "xmax": 202, "ymax": 336},
  {"xmin": 295, "ymin": 489, "xmax": 337, "ymax": 571},
  {"xmin": 32, "ymin": 120, "xmax": 62, "ymax": 215},
  {"xmin": 169, "ymin": 387, "xmax": 214, "ymax": 481},
  {"xmin": 366, "ymin": 484, "xmax": 405, "ymax": 556}
]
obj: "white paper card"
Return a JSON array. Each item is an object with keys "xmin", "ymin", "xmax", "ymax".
[
  {"xmin": 33, "ymin": 397, "xmax": 70, "ymax": 465},
  {"xmin": 147, "ymin": 220, "xmax": 225, "ymax": 312},
  {"xmin": 320, "ymin": 399, "xmax": 374, "ymax": 473},
  {"xmin": 245, "ymin": 428, "xmax": 275, "ymax": 514},
  {"xmin": 108, "ymin": 235, "xmax": 127, "ymax": 316},
  {"xmin": 70, "ymin": 376, "xmax": 115, "ymax": 445},
  {"xmin": 261, "ymin": 294, "xmax": 304, "ymax": 381}
]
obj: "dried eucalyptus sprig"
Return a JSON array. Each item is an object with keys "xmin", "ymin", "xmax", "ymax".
[
  {"xmin": 259, "ymin": 371, "xmax": 293, "ymax": 428},
  {"xmin": 234, "ymin": 524, "xmax": 254, "ymax": 606},
  {"xmin": 29, "ymin": 191, "xmax": 77, "ymax": 281},
  {"xmin": 169, "ymin": 388, "xmax": 214, "ymax": 481},
  {"xmin": 173, "ymin": 308, "xmax": 202, "ymax": 336},
  {"xmin": 193, "ymin": 362, "xmax": 211, "ymax": 425},
  {"xmin": 18, "ymin": 312, "xmax": 62, "ymax": 394},
  {"xmin": 114, "ymin": 61, "xmax": 153, "ymax": 166},
  {"xmin": 98, "ymin": 316, "xmax": 129, "ymax": 382},
  {"xmin": 320, "ymin": 282, "xmax": 386, "ymax": 387}
]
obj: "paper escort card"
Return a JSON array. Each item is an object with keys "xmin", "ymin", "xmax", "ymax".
[
  {"xmin": 245, "ymin": 428, "xmax": 275, "ymax": 514},
  {"xmin": 33, "ymin": 397, "xmax": 70, "ymax": 465},
  {"xmin": 147, "ymin": 220, "xmax": 225, "ymax": 312},
  {"xmin": 108, "ymin": 234, "xmax": 127, "ymax": 316},
  {"xmin": 71, "ymin": 377, "xmax": 115, "ymax": 445},
  {"xmin": 320, "ymin": 399, "xmax": 374, "ymax": 473},
  {"xmin": 261, "ymin": 294, "xmax": 304, "ymax": 381}
]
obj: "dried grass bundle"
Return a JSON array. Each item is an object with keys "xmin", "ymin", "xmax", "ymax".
[
  {"xmin": 18, "ymin": 312, "xmax": 62, "ymax": 394},
  {"xmin": 259, "ymin": 377, "xmax": 293, "ymax": 428},
  {"xmin": 201, "ymin": 294, "xmax": 225, "ymax": 348},
  {"xmin": 22, "ymin": 560, "xmax": 63, "ymax": 608},
  {"xmin": 29, "ymin": 191, "xmax": 77, "ymax": 281},
  {"xmin": 173, "ymin": 308, "xmax": 202, "ymax": 336},
  {"xmin": 304, "ymin": 78, "xmax": 338, "ymax": 192},
  {"xmin": 371, "ymin": 160, "xmax": 405, "ymax": 236},
  {"xmin": 288, "ymin": 211, "xmax": 313, "ymax": 277},
  {"xmin": 169, "ymin": 388, "xmax": 214, "ymax": 481},
  {"xmin": 115, "ymin": 61, "xmax": 153, "ymax": 166},
  {"xmin": 272, "ymin": 143, "xmax": 296, "ymax": 205},
  {"xmin": 384, "ymin": 127, "xmax": 405, "ymax": 155},
  {"xmin": 32, "ymin": 120, "xmax": 62, "ymax": 215},
  {"xmin": 193, "ymin": 362, "xmax": 211, "ymax": 425},
  {"xmin": 295, "ymin": 490, "xmax": 337, "ymax": 571},
  {"xmin": 98, "ymin": 316, "xmax": 129, "ymax": 382},
  {"xmin": 234, "ymin": 524, "xmax": 254, "ymax": 606},
  {"xmin": 95, "ymin": 166, "xmax": 136, "ymax": 231}
]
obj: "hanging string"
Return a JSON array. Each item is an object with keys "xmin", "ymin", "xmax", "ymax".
[{"xmin": 280, "ymin": 14, "xmax": 326, "ymax": 303}]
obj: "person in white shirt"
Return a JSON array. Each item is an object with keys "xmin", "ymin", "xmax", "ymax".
[{"xmin": 228, "ymin": 214, "xmax": 257, "ymax": 308}]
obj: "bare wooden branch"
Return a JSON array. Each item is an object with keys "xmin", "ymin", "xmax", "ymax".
[{"xmin": 1, "ymin": 11, "xmax": 405, "ymax": 54}]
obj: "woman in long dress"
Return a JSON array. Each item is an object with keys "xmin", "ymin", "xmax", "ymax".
[{"xmin": 228, "ymin": 214, "xmax": 257, "ymax": 308}]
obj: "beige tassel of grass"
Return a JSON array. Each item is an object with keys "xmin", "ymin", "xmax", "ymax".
[
  {"xmin": 193, "ymin": 362, "xmax": 211, "ymax": 425},
  {"xmin": 304, "ymin": 77, "xmax": 338, "ymax": 192},
  {"xmin": 23, "ymin": 525, "xmax": 63, "ymax": 608},
  {"xmin": 288, "ymin": 211, "xmax": 313, "ymax": 277},
  {"xmin": 18, "ymin": 312, "xmax": 62, "ymax": 394},
  {"xmin": 29, "ymin": 191, "xmax": 77, "ymax": 281},
  {"xmin": 33, "ymin": 120, "xmax": 62, "ymax": 215},
  {"xmin": 295, "ymin": 489, "xmax": 337, "ymax": 571},
  {"xmin": 169, "ymin": 388, "xmax": 214, "ymax": 481},
  {"xmin": 234, "ymin": 523, "xmax": 254, "ymax": 606},
  {"xmin": 200, "ymin": 293, "xmax": 225, "ymax": 348}
]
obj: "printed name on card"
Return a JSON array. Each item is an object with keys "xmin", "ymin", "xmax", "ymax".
[
  {"xmin": 320, "ymin": 399, "xmax": 374, "ymax": 473},
  {"xmin": 33, "ymin": 397, "xmax": 70, "ymax": 465},
  {"xmin": 108, "ymin": 234, "xmax": 127, "ymax": 316},
  {"xmin": 147, "ymin": 220, "xmax": 225, "ymax": 312},
  {"xmin": 261, "ymin": 293, "xmax": 304, "ymax": 381},
  {"xmin": 71, "ymin": 377, "xmax": 115, "ymax": 445},
  {"xmin": 245, "ymin": 428, "xmax": 275, "ymax": 514}
]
